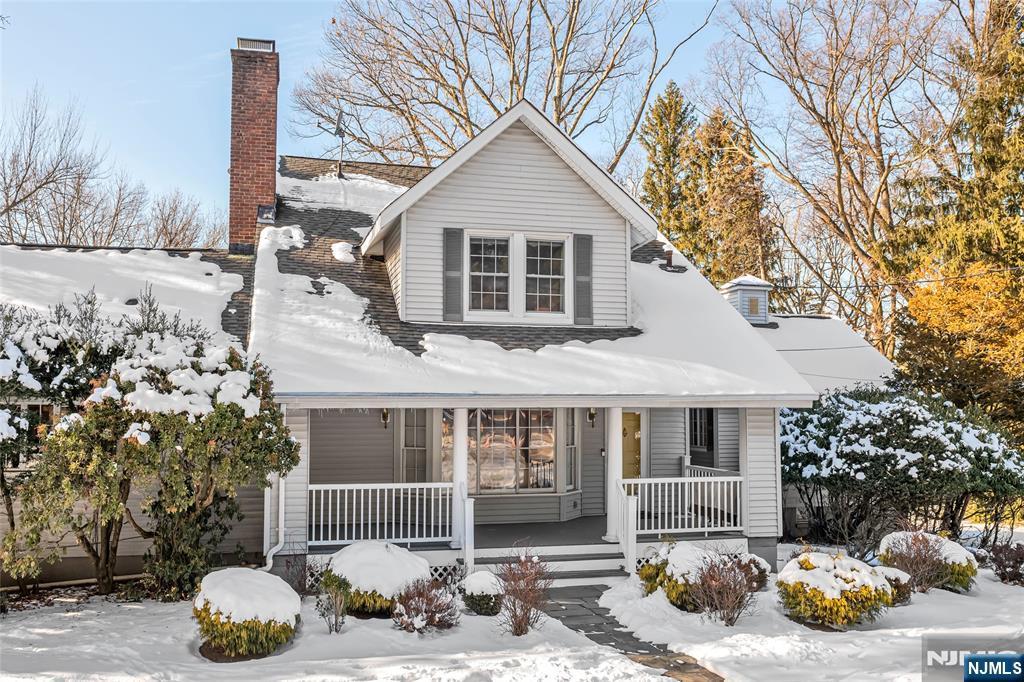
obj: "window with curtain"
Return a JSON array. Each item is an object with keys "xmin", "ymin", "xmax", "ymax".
[{"xmin": 441, "ymin": 408, "xmax": 555, "ymax": 493}]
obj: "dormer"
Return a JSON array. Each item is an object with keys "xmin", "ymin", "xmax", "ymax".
[
  {"xmin": 360, "ymin": 101, "xmax": 657, "ymax": 327},
  {"xmin": 720, "ymin": 275, "xmax": 772, "ymax": 325}
]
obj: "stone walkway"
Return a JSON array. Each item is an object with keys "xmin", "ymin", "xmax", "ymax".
[{"xmin": 544, "ymin": 585, "xmax": 722, "ymax": 682}]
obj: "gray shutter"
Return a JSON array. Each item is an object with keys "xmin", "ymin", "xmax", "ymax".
[
  {"xmin": 573, "ymin": 234, "xmax": 593, "ymax": 325},
  {"xmin": 443, "ymin": 228, "xmax": 464, "ymax": 321}
]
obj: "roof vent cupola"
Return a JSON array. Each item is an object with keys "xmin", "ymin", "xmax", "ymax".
[{"xmin": 720, "ymin": 275, "xmax": 772, "ymax": 325}]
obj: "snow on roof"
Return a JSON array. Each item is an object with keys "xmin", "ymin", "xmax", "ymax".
[
  {"xmin": 722, "ymin": 275, "xmax": 773, "ymax": 289},
  {"xmin": 757, "ymin": 314, "xmax": 894, "ymax": 393},
  {"xmin": 0, "ymin": 246, "xmax": 243, "ymax": 337},
  {"xmin": 249, "ymin": 226, "xmax": 817, "ymax": 403},
  {"xmin": 276, "ymin": 171, "xmax": 406, "ymax": 236}
]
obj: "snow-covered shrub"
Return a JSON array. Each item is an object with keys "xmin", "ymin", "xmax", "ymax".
[
  {"xmin": 638, "ymin": 542, "xmax": 715, "ymax": 611},
  {"xmin": 991, "ymin": 543, "xmax": 1024, "ymax": 586},
  {"xmin": 776, "ymin": 552, "xmax": 892, "ymax": 629},
  {"xmin": 328, "ymin": 541, "xmax": 431, "ymax": 616},
  {"xmin": 392, "ymin": 578, "xmax": 461, "ymax": 633},
  {"xmin": 879, "ymin": 531, "xmax": 978, "ymax": 593},
  {"xmin": 316, "ymin": 569, "xmax": 351, "ymax": 634},
  {"xmin": 728, "ymin": 552, "xmax": 772, "ymax": 591},
  {"xmin": 875, "ymin": 566, "xmax": 912, "ymax": 605},
  {"xmin": 193, "ymin": 568, "xmax": 300, "ymax": 658},
  {"xmin": 496, "ymin": 551, "xmax": 551, "ymax": 636},
  {"xmin": 460, "ymin": 570, "xmax": 503, "ymax": 616},
  {"xmin": 780, "ymin": 386, "xmax": 1024, "ymax": 557}
]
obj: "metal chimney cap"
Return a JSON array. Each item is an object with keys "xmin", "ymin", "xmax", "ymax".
[{"xmin": 236, "ymin": 38, "xmax": 276, "ymax": 52}]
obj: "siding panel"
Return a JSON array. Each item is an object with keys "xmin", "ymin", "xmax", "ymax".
[
  {"xmin": 649, "ymin": 408, "xmax": 686, "ymax": 477},
  {"xmin": 384, "ymin": 224, "xmax": 402, "ymax": 316},
  {"xmin": 742, "ymin": 408, "xmax": 780, "ymax": 538},
  {"xmin": 404, "ymin": 122, "xmax": 629, "ymax": 325},
  {"xmin": 581, "ymin": 408, "xmax": 606, "ymax": 515},
  {"xmin": 309, "ymin": 409, "xmax": 396, "ymax": 484},
  {"xmin": 716, "ymin": 408, "xmax": 740, "ymax": 471}
]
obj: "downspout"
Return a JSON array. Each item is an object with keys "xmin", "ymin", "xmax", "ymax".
[{"xmin": 262, "ymin": 403, "xmax": 288, "ymax": 571}]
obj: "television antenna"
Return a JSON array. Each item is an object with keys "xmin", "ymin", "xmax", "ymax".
[{"xmin": 317, "ymin": 106, "xmax": 345, "ymax": 178}]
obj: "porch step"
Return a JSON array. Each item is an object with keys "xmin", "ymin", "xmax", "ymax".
[
  {"xmin": 476, "ymin": 552, "xmax": 625, "ymax": 573},
  {"xmin": 473, "ymin": 542, "xmax": 613, "ymax": 559},
  {"xmin": 550, "ymin": 568, "xmax": 630, "ymax": 588},
  {"xmin": 473, "ymin": 543, "xmax": 630, "ymax": 587}
]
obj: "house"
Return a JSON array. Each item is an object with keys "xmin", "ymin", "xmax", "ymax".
[{"xmin": 1, "ymin": 38, "xmax": 888, "ymax": 587}]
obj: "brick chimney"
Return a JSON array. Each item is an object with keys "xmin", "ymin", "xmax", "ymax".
[{"xmin": 229, "ymin": 38, "xmax": 279, "ymax": 254}]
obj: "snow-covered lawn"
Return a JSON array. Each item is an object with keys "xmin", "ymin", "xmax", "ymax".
[
  {"xmin": 601, "ymin": 569, "xmax": 1024, "ymax": 682},
  {"xmin": 0, "ymin": 595, "xmax": 661, "ymax": 681}
]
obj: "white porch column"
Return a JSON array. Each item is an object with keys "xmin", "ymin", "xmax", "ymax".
[
  {"xmin": 451, "ymin": 407, "xmax": 469, "ymax": 549},
  {"xmin": 603, "ymin": 407, "xmax": 623, "ymax": 542}
]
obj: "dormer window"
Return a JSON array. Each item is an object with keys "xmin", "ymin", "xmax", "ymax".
[
  {"xmin": 461, "ymin": 231, "xmax": 573, "ymax": 324},
  {"xmin": 469, "ymin": 237, "xmax": 510, "ymax": 311},
  {"xmin": 525, "ymin": 240, "xmax": 564, "ymax": 313}
]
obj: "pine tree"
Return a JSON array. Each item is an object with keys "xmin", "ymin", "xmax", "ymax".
[{"xmin": 638, "ymin": 81, "xmax": 696, "ymax": 248}]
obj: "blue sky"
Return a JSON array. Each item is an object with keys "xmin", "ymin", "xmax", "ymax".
[{"xmin": 1, "ymin": 0, "xmax": 722, "ymax": 210}]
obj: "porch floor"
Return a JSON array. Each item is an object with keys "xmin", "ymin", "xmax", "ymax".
[{"xmin": 475, "ymin": 515, "xmax": 609, "ymax": 549}]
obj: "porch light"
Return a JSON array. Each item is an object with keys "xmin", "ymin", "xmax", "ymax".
[
  {"xmin": 586, "ymin": 407, "xmax": 597, "ymax": 427},
  {"xmin": 380, "ymin": 408, "xmax": 390, "ymax": 428}
]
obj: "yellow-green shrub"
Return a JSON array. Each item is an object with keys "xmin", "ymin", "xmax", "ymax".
[
  {"xmin": 348, "ymin": 588, "xmax": 393, "ymax": 616},
  {"xmin": 776, "ymin": 552, "xmax": 892, "ymax": 630},
  {"xmin": 639, "ymin": 557, "xmax": 698, "ymax": 611},
  {"xmin": 193, "ymin": 602, "xmax": 296, "ymax": 657},
  {"xmin": 879, "ymin": 531, "xmax": 978, "ymax": 594}
]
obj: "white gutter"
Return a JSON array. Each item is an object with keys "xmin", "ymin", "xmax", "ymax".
[{"xmin": 262, "ymin": 403, "xmax": 288, "ymax": 572}]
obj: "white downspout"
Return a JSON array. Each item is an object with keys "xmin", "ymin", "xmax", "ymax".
[{"xmin": 262, "ymin": 403, "xmax": 288, "ymax": 571}]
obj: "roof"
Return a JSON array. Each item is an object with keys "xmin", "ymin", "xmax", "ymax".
[
  {"xmin": 0, "ymin": 243, "xmax": 254, "ymax": 345},
  {"xmin": 247, "ymin": 160, "xmax": 817, "ymax": 404},
  {"xmin": 756, "ymin": 314, "xmax": 894, "ymax": 393},
  {"xmin": 360, "ymin": 100, "xmax": 659, "ymax": 255},
  {"xmin": 722, "ymin": 275, "xmax": 773, "ymax": 290}
]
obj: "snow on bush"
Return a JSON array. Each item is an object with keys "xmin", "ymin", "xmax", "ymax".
[
  {"xmin": 461, "ymin": 571, "xmax": 504, "ymax": 616},
  {"xmin": 776, "ymin": 552, "xmax": 892, "ymax": 629},
  {"xmin": 328, "ymin": 541, "xmax": 431, "ymax": 615},
  {"xmin": 0, "ymin": 408, "xmax": 28, "ymax": 441},
  {"xmin": 874, "ymin": 565, "xmax": 913, "ymax": 605},
  {"xmin": 879, "ymin": 531, "xmax": 978, "ymax": 593},
  {"xmin": 193, "ymin": 568, "xmax": 300, "ymax": 657},
  {"xmin": 392, "ymin": 578, "xmax": 461, "ymax": 633},
  {"xmin": 639, "ymin": 542, "xmax": 768, "ymax": 616},
  {"xmin": 779, "ymin": 386, "xmax": 1024, "ymax": 556}
]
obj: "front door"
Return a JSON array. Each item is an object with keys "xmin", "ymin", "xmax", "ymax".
[{"xmin": 622, "ymin": 411, "xmax": 642, "ymax": 479}]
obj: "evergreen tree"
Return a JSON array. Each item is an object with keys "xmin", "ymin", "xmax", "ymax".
[{"xmin": 638, "ymin": 82, "xmax": 695, "ymax": 249}]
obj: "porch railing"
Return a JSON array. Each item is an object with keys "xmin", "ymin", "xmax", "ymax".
[
  {"xmin": 683, "ymin": 464, "xmax": 739, "ymax": 478},
  {"xmin": 621, "ymin": 475, "xmax": 744, "ymax": 535},
  {"xmin": 308, "ymin": 482, "xmax": 454, "ymax": 546}
]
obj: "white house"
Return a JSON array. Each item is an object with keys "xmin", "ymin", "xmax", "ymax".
[{"xmin": 0, "ymin": 38, "xmax": 890, "ymax": 586}]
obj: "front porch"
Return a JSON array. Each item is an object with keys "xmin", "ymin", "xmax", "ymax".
[{"xmin": 274, "ymin": 403, "xmax": 781, "ymax": 578}]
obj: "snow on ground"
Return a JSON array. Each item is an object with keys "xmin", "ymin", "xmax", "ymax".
[
  {"xmin": 0, "ymin": 596, "xmax": 662, "ymax": 681},
  {"xmin": 250, "ymin": 225, "xmax": 816, "ymax": 400},
  {"xmin": 0, "ymin": 246, "xmax": 243, "ymax": 338},
  {"xmin": 758, "ymin": 314, "xmax": 894, "ymax": 393},
  {"xmin": 600, "ymin": 571, "xmax": 1024, "ymax": 682}
]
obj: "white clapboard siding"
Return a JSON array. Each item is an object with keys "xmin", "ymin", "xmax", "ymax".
[
  {"xmin": 723, "ymin": 288, "xmax": 769, "ymax": 325},
  {"xmin": 649, "ymin": 408, "xmax": 687, "ymax": 477},
  {"xmin": 271, "ymin": 406, "xmax": 310, "ymax": 554},
  {"xmin": 403, "ymin": 121, "xmax": 629, "ymax": 326},
  {"xmin": 384, "ymin": 223, "xmax": 403, "ymax": 315},
  {"xmin": 715, "ymin": 408, "xmax": 741, "ymax": 472},
  {"xmin": 741, "ymin": 408, "xmax": 781, "ymax": 538}
]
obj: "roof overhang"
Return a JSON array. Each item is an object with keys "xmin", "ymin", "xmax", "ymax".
[
  {"xmin": 360, "ymin": 99, "xmax": 658, "ymax": 255},
  {"xmin": 277, "ymin": 392, "xmax": 818, "ymax": 409}
]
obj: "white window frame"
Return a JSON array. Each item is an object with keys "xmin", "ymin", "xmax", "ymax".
[{"xmin": 461, "ymin": 229, "xmax": 574, "ymax": 325}]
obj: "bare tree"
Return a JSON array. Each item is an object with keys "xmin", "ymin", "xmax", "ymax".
[
  {"xmin": 294, "ymin": 0, "xmax": 716, "ymax": 172},
  {"xmin": 1, "ymin": 89, "xmax": 224, "ymax": 249},
  {"xmin": 706, "ymin": 0, "xmax": 952, "ymax": 354}
]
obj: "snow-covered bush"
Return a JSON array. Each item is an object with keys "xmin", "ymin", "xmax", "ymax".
[
  {"xmin": 496, "ymin": 551, "xmax": 551, "ymax": 636},
  {"xmin": 193, "ymin": 568, "xmax": 300, "ymax": 658},
  {"xmin": 776, "ymin": 552, "xmax": 892, "ymax": 629},
  {"xmin": 875, "ymin": 566, "xmax": 912, "ymax": 605},
  {"xmin": 879, "ymin": 531, "xmax": 978, "ymax": 593},
  {"xmin": 392, "ymin": 578, "xmax": 461, "ymax": 633},
  {"xmin": 316, "ymin": 569, "xmax": 351, "ymax": 634},
  {"xmin": 640, "ymin": 543, "xmax": 768, "ymax": 624},
  {"xmin": 461, "ymin": 570, "xmax": 503, "ymax": 616},
  {"xmin": 328, "ymin": 541, "xmax": 431, "ymax": 616},
  {"xmin": 780, "ymin": 386, "xmax": 1024, "ymax": 557},
  {"xmin": 991, "ymin": 543, "xmax": 1024, "ymax": 586}
]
